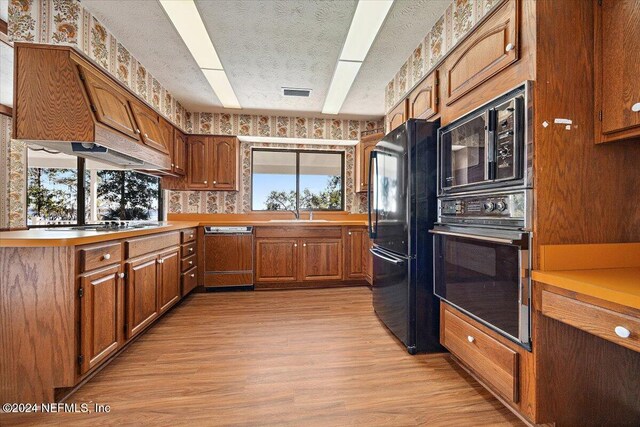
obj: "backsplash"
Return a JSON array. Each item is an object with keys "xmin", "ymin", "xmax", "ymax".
[
  {"xmin": 0, "ymin": 115, "xmax": 26, "ymax": 230},
  {"xmin": 384, "ymin": 0, "xmax": 500, "ymax": 113},
  {"xmin": 168, "ymin": 141, "xmax": 368, "ymax": 215}
]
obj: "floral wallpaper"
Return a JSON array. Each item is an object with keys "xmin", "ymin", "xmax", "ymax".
[
  {"xmin": 168, "ymin": 141, "xmax": 369, "ymax": 215},
  {"xmin": 385, "ymin": 0, "xmax": 502, "ymax": 112},
  {"xmin": 0, "ymin": 116, "xmax": 26, "ymax": 230}
]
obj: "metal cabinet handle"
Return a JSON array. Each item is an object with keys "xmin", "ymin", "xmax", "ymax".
[
  {"xmin": 615, "ymin": 326, "xmax": 631, "ymax": 338},
  {"xmin": 103, "ymin": 253, "xmax": 111, "ymax": 260},
  {"xmin": 136, "ymin": 129, "xmax": 141, "ymax": 134},
  {"xmin": 118, "ymin": 273, "xmax": 125, "ymax": 279},
  {"xmin": 189, "ymin": 234, "xmax": 194, "ymax": 239},
  {"xmin": 632, "ymin": 103, "xmax": 640, "ymax": 113},
  {"xmin": 303, "ymin": 243, "xmax": 307, "ymax": 247},
  {"xmin": 171, "ymin": 163, "xmax": 175, "ymax": 167},
  {"xmin": 189, "ymin": 248, "xmax": 194, "ymax": 252},
  {"xmin": 144, "ymin": 133, "xmax": 148, "ymax": 138},
  {"xmin": 294, "ymin": 243, "xmax": 297, "ymax": 247},
  {"xmin": 505, "ymin": 43, "xmax": 514, "ymax": 52},
  {"xmin": 204, "ymin": 180, "xmax": 208, "ymax": 184},
  {"xmin": 190, "ymin": 274, "xmax": 195, "ymax": 278},
  {"xmin": 157, "ymin": 259, "xmax": 164, "ymax": 264},
  {"xmin": 189, "ymin": 261, "xmax": 193, "ymax": 265},
  {"xmin": 348, "ymin": 232, "xmax": 352, "ymax": 235},
  {"xmin": 467, "ymin": 336, "xmax": 475, "ymax": 343},
  {"xmin": 213, "ymin": 181, "xmax": 217, "ymax": 184}
]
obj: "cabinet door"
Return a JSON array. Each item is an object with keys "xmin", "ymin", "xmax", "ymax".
[
  {"xmin": 173, "ymin": 129, "xmax": 187, "ymax": 176},
  {"xmin": 408, "ymin": 71, "xmax": 438, "ymax": 120},
  {"xmin": 255, "ymin": 239, "xmax": 298, "ymax": 282},
  {"xmin": 79, "ymin": 265, "xmax": 122, "ymax": 374},
  {"xmin": 386, "ymin": 99, "xmax": 408, "ymax": 133},
  {"xmin": 80, "ymin": 67, "xmax": 140, "ymax": 140},
  {"xmin": 211, "ymin": 136, "xmax": 238, "ymax": 190},
  {"xmin": 130, "ymin": 101, "xmax": 169, "ymax": 154},
  {"xmin": 442, "ymin": 0, "xmax": 518, "ymax": 106},
  {"xmin": 187, "ymin": 135, "xmax": 211, "ymax": 189},
  {"xmin": 300, "ymin": 238, "xmax": 343, "ymax": 281},
  {"xmin": 597, "ymin": 0, "xmax": 640, "ymax": 142},
  {"xmin": 125, "ymin": 254, "xmax": 159, "ymax": 339},
  {"xmin": 158, "ymin": 248, "xmax": 180, "ymax": 314},
  {"xmin": 345, "ymin": 227, "xmax": 367, "ymax": 279},
  {"xmin": 356, "ymin": 133, "xmax": 383, "ymax": 193},
  {"xmin": 204, "ymin": 234, "xmax": 253, "ymax": 272},
  {"xmin": 159, "ymin": 118, "xmax": 174, "ymax": 168}
]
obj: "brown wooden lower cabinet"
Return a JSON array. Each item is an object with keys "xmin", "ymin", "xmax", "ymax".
[
  {"xmin": 158, "ymin": 248, "xmax": 181, "ymax": 313},
  {"xmin": 255, "ymin": 238, "xmax": 298, "ymax": 282},
  {"xmin": 79, "ymin": 264, "xmax": 123, "ymax": 374},
  {"xmin": 125, "ymin": 254, "xmax": 160, "ymax": 339},
  {"xmin": 344, "ymin": 227, "xmax": 367, "ymax": 279},
  {"xmin": 300, "ymin": 238, "xmax": 342, "ymax": 281}
]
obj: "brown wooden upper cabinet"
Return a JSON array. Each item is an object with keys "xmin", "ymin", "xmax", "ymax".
[
  {"xmin": 186, "ymin": 135, "xmax": 239, "ymax": 191},
  {"xmin": 129, "ymin": 102, "xmax": 170, "ymax": 155},
  {"xmin": 408, "ymin": 71, "xmax": 439, "ymax": 120},
  {"xmin": 595, "ymin": 0, "xmax": 640, "ymax": 143},
  {"xmin": 79, "ymin": 65, "xmax": 140, "ymax": 141},
  {"xmin": 386, "ymin": 99, "xmax": 408, "ymax": 133},
  {"xmin": 355, "ymin": 132, "xmax": 383, "ymax": 193},
  {"xmin": 159, "ymin": 118, "xmax": 174, "ymax": 168},
  {"xmin": 173, "ymin": 129, "xmax": 187, "ymax": 176},
  {"xmin": 441, "ymin": 0, "xmax": 518, "ymax": 106}
]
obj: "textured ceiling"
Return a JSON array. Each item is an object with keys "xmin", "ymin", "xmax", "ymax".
[{"xmin": 82, "ymin": 0, "xmax": 449, "ymax": 119}]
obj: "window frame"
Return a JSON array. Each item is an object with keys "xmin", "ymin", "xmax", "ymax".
[
  {"xmin": 27, "ymin": 157, "xmax": 164, "ymax": 228},
  {"xmin": 251, "ymin": 148, "xmax": 345, "ymax": 212}
]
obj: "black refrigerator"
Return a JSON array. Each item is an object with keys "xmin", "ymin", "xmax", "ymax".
[{"xmin": 368, "ymin": 119, "xmax": 441, "ymax": 354}]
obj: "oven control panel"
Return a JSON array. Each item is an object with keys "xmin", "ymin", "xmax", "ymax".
[{"xmin": 438, "ymin": 190, "xmax": 531, "ymax": 228}]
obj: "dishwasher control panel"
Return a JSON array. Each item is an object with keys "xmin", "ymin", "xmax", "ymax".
[{"xmin": 204, "ymin": 226, "xmax": 253, "ymax": 234}]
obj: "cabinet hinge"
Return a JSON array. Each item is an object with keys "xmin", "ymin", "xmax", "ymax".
[
  {"xmin": 598, "ymin": 110, "xmax": 603, "ymax": 121},
  {"xmin": 435, "ymin": 97, "xmax": 440, "ymax": 106},
  {"xmin": 78, "ymin": 287, "xmax": 84, "ymax": 298},
  {"xmin": 90, "ymin": 105, "xmax": 97, "ymax": 113},
  {"xmin": 78, "ymin": 355, "xmax": 84, "ymax": 365},
  {"xmin": 78, "ymin": 72, "xmax": 85, "ymax": 81},
  {"xmin": 435, "ymin": 77, "xmax": 439, "ymax": 86}
]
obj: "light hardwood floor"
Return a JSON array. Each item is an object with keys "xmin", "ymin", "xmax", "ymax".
[{"xmin": 5, "ymin": 287, "xmax": 522, "ymax": 426}]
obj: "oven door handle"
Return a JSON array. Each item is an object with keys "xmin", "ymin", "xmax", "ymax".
[
  {"xmin": 428, "ymin": 229, "xmax": 519, "ymax": 245},
  {"xmin": 369, "ymin": 247, "xmax": 405, "ymax": 265}
]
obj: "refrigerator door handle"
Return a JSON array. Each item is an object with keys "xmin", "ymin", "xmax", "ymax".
[
  {"xmin": 370, "ymin": 247, "xmax": 405, "ymax": 265},
  {"xmin": 368, "ymin": 151, "xmax": 379, "ymax": 238}
]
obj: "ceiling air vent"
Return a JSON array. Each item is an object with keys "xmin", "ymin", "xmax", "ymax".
[{"xmin": 282, "ymin": 87, "xmax": 311, "ymax": 97}]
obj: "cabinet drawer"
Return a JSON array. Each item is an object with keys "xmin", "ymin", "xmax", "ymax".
[
  {"xmin": 182, "ymin": 267, "xmax": 198, "ymax": 295},
  {"xmin": 181, "ymin": 254, "xmax": 196, "ymax": 272},
  {"xmin": 442, "ymin": 306, "xmax": 519, "ymax": 403},
  {"xmin": 125, "ymin": 232, "xmax": 180, "ymax": 259},
  {"xmin": 181, "ymin": 228, "xmax": 196, "ymax": 243},
  {"xmin": 182, "ymin": 241, "xmax": 197, "ymax": 258},
  {"xmin": 78, "ymin": 242, "xmax": 122, "ymax": 272},
  {"xmin": 540, "ymin": 290, "xmax": 640, "ymax": 353},
  {"xmin": 255, "ymin": 226, "xmax": 342, "ymax": 239}
]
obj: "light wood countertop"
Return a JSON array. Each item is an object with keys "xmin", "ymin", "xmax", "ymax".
[
  {"xmin": 533, "ymin": 243, "xmax": 640, "ymax": 310},
  {"xmin": 0, "ymin": 222, "xmax": 201, "ymax": 247},
  {"xmin": 0, "ymin": 219, "xmax": 368, "ymax": 247}
]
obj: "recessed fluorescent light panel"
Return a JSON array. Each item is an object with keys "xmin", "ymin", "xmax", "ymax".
[
  {"xmin": 322, "ymin": 61, "xmax": 362, "ymax": 115},
  {"xmin": 160, "ymin": 0, "xmax": 240, "ymax": 109},
  {"xmin": 322, "ymin": 0, "xmax": 394, "ymax": 114}
]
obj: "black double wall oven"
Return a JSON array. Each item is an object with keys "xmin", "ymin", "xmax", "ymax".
[{"xmin": 433, "ymin": 83, "xmax": 533, "ymax": 350}]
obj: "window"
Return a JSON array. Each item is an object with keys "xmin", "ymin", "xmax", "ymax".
[
  {"xmin": 27, "ymin": 148, "xmax": 162, "ymax": 226},
  {"xmin": 252, "ymin": 149, "xmax": 344, "ymax": 211}
]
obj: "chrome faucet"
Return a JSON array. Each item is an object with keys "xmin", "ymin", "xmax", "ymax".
[{"xmin": 309, "ymin": 209, "xmax": 313, "ymax": 221}]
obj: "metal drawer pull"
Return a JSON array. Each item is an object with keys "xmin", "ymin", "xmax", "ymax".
[
  {"xmin": 189, "ymin": 248, "xmax": 194, "ymax": 252},
  {"xmin": 190, "ymin": 274, "xmax": 195, "ymax": 278},
  {"xmin": 118, "ymin": 273, "xmax": 125, "ymax": 279},
  {"xmin": 189, "ymin": 261, "xmax": 193, "ymax": 265},
  {"xmin": 632, "ymin": 103, "xmax": 640, "ymax": 113},
  {"xmin": 103, "ymin": 253, "xmax": 111, "ymax": 260},
  {"xmin": 429, "ymin": 229, "xmax": 517, "ymax": 244},
  {"xmin": 189, "ymin": 234, "xmax": 194, "ymax": 239},
  {"xmin": 467, "ymin": 336, "xmax": 475, "ymax": 343},
  {"xmin": 505, "ymin": 43, "xmax": 514, "ymax": 52},
  {"xmin": 303, "ymin": 243, "xmax": 306, "ymax": 247},
  {"xmin": 158, "ymin": 259, "xmax": 164, "ymax": 264},
  {"xmin": 614, "ymin": 326, "xmax": 631, "ymax": 338}
]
